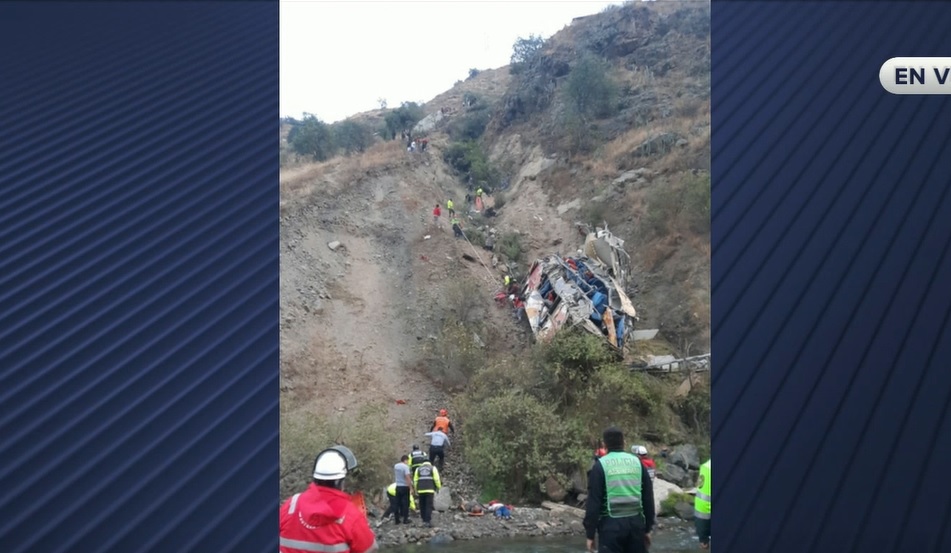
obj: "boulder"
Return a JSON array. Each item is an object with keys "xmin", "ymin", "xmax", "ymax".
[
  {"xmin": 434, "ymin": 487, "xmax": 452, "ymax": 512},
  {"xmin": 570, "ymin": 469, "xmax": 587, "ymax": 493},
  {"xmin": 674, "ymin": 501, "xmax": 695, "ymax": 520},
  {"xmin": 669, "ymin": 444, "xmax": 701, "ymax": 470},
  {"xmin": 651, "ymin": 478, "xmax": 685, "ymax": 515},
  {"xmin": 545, "ymin": 475, "xmax": 568, "ymax": 502},
  {"xmin": 327, "ymin": 240, "xmax": 343, "ymax": 251},
  {"xmin": 429, "ymin": 533, "xmax": 454, "ymax": 544},
  {"xmin": 660, "ymin": 464, "xmax": 691, "ymax": 488}
]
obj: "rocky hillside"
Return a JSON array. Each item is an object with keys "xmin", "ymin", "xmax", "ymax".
[{"xmin": 279, "ymin": 0, "xmax": 710, "ymax": 501}]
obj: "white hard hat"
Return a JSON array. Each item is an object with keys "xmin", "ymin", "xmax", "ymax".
[
  {"xmin": 509, "ymin": 294, "xmax": 515, "ymax": 301},
  {"xmin": 632, "ymin": 445, "xmax": 648, "ymax": 456},
  {"xmin": 313, "ymin": 447, "xmax": 356, "ymax": 480}
]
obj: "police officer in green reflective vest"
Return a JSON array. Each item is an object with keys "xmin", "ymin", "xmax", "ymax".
[
  {"xmin": 583, "ymin": 426, "xmax": 655, "ymax": 553},
  {"xmin": 694, "ymin": 459, "xmax": 711, "ymax": 549}
]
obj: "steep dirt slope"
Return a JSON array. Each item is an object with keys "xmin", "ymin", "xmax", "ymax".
[{"xmin": 279, "ymin": 139, "xmax": 551, "ymax": 457}]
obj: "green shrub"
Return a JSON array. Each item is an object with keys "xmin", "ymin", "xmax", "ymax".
[
  {"xmin": 442, "ymin": 141, "xmax": 500, "ymax": 188},
  {"xmin": 497, "ymin": 232, "xmax": 523, "ymax": 262},
  {"xmin": 422, "ymin": 320, "xmax": 484, "ymax": 389},
  {"xmin": 563, "ymin": 54, "xmax": 618, "ymax": 119},
  {"xmin": 461, "ymin": 390, "xmax": 589, "ymax": 500},
  {"xmin": 290, "ymin": 114, "xmax": 335, "ymax": 161},
  {"xmin": 280, "ymin": 404, "xmax": 393, "ymax": 498},
  {"xmin": 331, "ymin": 120, "xmax": 374, "ymax": 155},
  {"xmin": 644, "ymin": 171, "xmax": 711, "ymax": 236},
  {"xmin": 660, "ymin": 492, "xmax": 694, "ymax": 517}
]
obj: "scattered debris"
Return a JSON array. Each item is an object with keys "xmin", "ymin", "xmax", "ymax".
[
  {"xmin": 632, "ymin": 328, "xmax": 660, "ymax": 341},
  {"xmin": 520, "ymin": 225, "xmax": 636, "ymax": 349}
]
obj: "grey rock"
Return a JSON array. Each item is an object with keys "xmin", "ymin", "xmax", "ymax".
[
  {"xmin": 327, "ymin": 240, "xmax": 342, "ymax": 251},
  {"xmin": 669, "ymin": 444, "xmax": 700, "ymax": 470},
  {"xmin": 544, "ymin": 475, "xmax": 567, "ymax": 502},
  {"xmin": 434, "ymin": 487, "xmax": 452, "ymax": 512},
  {"xmin": 661, "ymin": 463, "xmax": 690, "ymax": 487}
]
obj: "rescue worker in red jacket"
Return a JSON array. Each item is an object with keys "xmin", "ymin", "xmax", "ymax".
[
  {"xmin": 279, "ymin": 445, "xmax": 378, "ymax": 553},
  {"xmin": 431, "ymin": 409, "xmax": 455, "ymax": 436}
]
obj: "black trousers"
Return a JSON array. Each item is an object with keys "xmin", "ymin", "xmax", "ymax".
[
  {"xmin": 394, "ymin": 486, "xmax": 411, "ymax": 523},
  {"xmin": 429, "ymin": 446, "xmax": 445, "ymax": 469},
  {"xmin": 597, "ymin": 516, "xmax": 648, "ymax": 553},
  {"xmin": 695, "ymin": 517, "xmax": 711, "ymax": 545},
  {"xmin": 382, "ymin": 493, "xmax": 397, "ymax": 519},
  {"xmin": 418, "ymin": 493, "xmax": 435, "ymax": 523}
]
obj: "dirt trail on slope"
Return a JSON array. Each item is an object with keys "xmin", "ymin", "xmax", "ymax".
[{"xmin": 280, "ymin": 145, "xmax": 474, "ymax": 456}]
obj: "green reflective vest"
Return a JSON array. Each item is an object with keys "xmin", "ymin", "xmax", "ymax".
[
  {"xmin": 694, "ymin": 459, "xmax": 711, "ymax": 519},
  {"xmin": 599, "ymin": 451, "xmax": 643, "ymax": 518}
]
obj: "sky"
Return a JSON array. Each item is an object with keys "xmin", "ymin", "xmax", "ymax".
[{"xmin": 281, "ymin": 0, "xmax": 623, "ymax": 123}]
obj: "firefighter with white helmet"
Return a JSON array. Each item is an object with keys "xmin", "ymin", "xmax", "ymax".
[{"xmin": 279, "ymin": 446, "xmax": 378, "ymax": 553}]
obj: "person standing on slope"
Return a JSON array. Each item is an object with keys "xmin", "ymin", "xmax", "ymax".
[
  {"xmin": 424, "ymin": 428, "xmax": 451, "ymax": 471},
  {"xmin": 279, "ymin": 446, "xmax": 378, "ymax": 553},
  {"xmin": 431, "ymin": 408, "xmax": 455, "ymax": 436}
]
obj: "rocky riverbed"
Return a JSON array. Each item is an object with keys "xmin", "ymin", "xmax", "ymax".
[{"xmin": 371, "ymin": 505, "xmax": 693, "ymax": 547}]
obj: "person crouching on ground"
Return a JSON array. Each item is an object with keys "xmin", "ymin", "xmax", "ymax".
[
  {"xmin": 583, "ymin": 427, "xmax": 655, "ymax": 553},
  {"xmin": 279, "ymin": 445, "xmax": 378, "ymax": 553}
]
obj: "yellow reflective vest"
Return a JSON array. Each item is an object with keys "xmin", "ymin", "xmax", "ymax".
[{"xmin": 694, "ymin": 459, "xmax": 711, "ymax": 519}]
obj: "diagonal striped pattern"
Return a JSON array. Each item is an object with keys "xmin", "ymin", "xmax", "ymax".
[
  {"xmin": 0, "ymin": 3, "xmax": 278, "ymax": 553},
  {"xmin": 714, "ymin": 2, "xmax": 951, "ymax": 551}
]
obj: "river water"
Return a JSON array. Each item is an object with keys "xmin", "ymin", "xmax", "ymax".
[{"xmin": 383, "ymin": 526, "xmax": 700, "ymax": 552}]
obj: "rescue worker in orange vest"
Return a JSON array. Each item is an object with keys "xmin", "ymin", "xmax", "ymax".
[
  {"xmin": 431, "ymin": 409, "xmax": 455, "ymax": 436},
  {"xmin": 279, "ymin": 445, "xmax": 378, "ymax": 553}
]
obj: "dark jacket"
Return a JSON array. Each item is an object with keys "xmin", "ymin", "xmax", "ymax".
[{"xmin": 583, "ymin": 452, "xmax": 655, "ymax": 540}]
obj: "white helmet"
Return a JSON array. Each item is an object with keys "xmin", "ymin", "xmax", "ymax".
[
  {"xmin": 632, "ymin": 445, "xmax": 648, "ymax": 456},
  {"xmin": 313, "ymin": 446, "xmax": 357, "ymax": 480}
]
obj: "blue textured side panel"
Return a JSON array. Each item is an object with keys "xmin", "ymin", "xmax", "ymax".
[
  {"xmin": 714, "ymin": 2, "xmax": 951, "ymax": 552},
  {"xmin": 0, "ymin": 3, "xmax": 279, "ymax": 552}
]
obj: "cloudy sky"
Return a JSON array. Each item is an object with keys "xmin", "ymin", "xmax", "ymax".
[{"xmin": 281, "ymin": 0, "xmax": 623, "ymax": 123}]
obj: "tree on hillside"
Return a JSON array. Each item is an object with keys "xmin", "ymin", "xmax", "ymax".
[
  {"xmin": 383, "ymin": 101, "xmax": 426, "ymax": 139},
  {"xmin": 510, "ymin": 34, "xmax": 545, "ymax": 73},
  {"xmin": 332, "ymin": 120, "xmax": 374, "ymax": 155},
  {"xmin": 563, "ymin": 54, "xmax": 618, "ymax": 119},
  {"xmin": 290, "ymin": 114, "xmax": 335, "ymax": 161}
]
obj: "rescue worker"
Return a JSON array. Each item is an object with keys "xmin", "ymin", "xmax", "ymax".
[
  {"xmin": 409, "ymin": 444, "xmax": 428, "ymax": 471},
  {"xmin": 279, "ymin": 445, "xmax": 378, "ymax": 553},
  {"xmin": 583, "ymin": 427, "xmax": 655, "ymax": 553},
  {"xmin": 424, "ymin": 428, "xmax": 451, "ymax": 471},
  {"xmin": 413, "ymin": 460, "xmax": 442, "ymax": 527},
  {"xmin": 382, "ymin": 483, "xmax": 416, "ymax": 521},
  {"xmin": 694, "ymin": 459, "xmax": 711, "ymax": 550},
  {"xmin": 450, "ymin": 217, "xmax": 463, "ymax": 238},
  {"xmin": 632, "ymin": 445, "xmax": 657, "ymax": 480},
  {"xmin": 447, "ymin": 199, "xmax": 455, "ymax": 217},
  {"xmin": 392, "ymin": 454, "xmax": 415, "ymax": 525},
  {"xmin": 476, "ymin": 187, "xmax": 483, "ymax": 198},
  {"xmin": 431, "ymin": 408, "xmax": 456, "ymax": 436}
]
